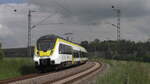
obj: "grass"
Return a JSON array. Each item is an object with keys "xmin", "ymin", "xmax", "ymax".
[
  {"xmin": 91, "ymin": 57, "xmax": 150, "ymax": 84},
  {"xmin": 0, "ymin": 57, "xmax": 36, "ymax": 80}
]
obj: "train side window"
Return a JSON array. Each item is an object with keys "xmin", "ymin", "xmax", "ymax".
[
  {"xmin": 59, "ymin": 44, "xmax": 63, "ymax": 54},
  {"xmin": 59, "ymin": 44, "xmax": 72, "ymax": 54},
  {"xmin": 82, "ymin": 52, "xmax": 86, "ymax": 57},
  {"xmin": 65, "ymin": 45, "xmax": 72, "ymax": 54},
  {"xmin": 80, "ymin": 51, "xmax": 82, "ymax": 57},
  {"xmin": 73, "ymin": 50, "xmax": 80, "ymax": 58},
  {"xmin": 78, "ymin": 52, "xmax": 87, "ymax": 57}
]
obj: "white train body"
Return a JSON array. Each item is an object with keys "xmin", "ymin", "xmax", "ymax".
[{"xmin": 33, "ymin": 35, "xmax": 88, "ymax": 69}]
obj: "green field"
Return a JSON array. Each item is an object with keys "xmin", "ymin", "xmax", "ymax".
[
  {"xmin": 0, "ymin": 58, "xmax": 36, "ymax": 80},
  {"xmin": 92, "ymin": 58, "xmax": 150, "ymax": 84}
]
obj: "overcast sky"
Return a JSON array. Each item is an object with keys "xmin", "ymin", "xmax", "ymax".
[{"xmin": 0, "ymin": 0, "xmax": 150, "ymax": 48}]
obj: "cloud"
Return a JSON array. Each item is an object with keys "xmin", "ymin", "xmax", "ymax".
[
  {"xmin": 29, "ymin": 0, "xmax": 150, "ymax": 24},
  {"xmin": 0, "ymin": 0, "xmax": 150, "ymax": 48},
  {"xmin": 0, "ymin": 24, "xmax": 13, "ymax": 37}
]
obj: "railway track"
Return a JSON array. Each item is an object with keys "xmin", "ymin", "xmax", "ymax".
[
  {"xmin": 50, "ymin": 62, "xmax": 102, "ymax": 84},
  {"xmin": 0, "ymin": 62, "xmax": 105, "ymax": 84}
]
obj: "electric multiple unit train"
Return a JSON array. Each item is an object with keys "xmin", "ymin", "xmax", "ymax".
[{"xmin": 33, "ymin": 35, "xmax": 88, "ymax": 71}]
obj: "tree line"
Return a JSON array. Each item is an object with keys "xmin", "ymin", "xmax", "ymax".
[
  {"xmin": 80, "ymin": 39, "xmax": 150, "ymax": 62},
  {"xmin": 1, "ymin": 39, "xmax": 150, "ymax": 62}
]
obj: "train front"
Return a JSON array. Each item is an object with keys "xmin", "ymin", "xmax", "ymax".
[{"xmin": 33, "ymin": 35, "xmax": 56, "ymax": 68}]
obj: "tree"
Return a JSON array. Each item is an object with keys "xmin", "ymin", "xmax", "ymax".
[
  {"xmin": 0, "ymin": 43, "xmax": 4, "ymax": 60},
  {"xmin": 80, "ymin": 40, "xmax": 89, "ymax": 49}
]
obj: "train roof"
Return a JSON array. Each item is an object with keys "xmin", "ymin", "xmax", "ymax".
[
  {"xmin": 37, "ymin": 34, "xmax": 87, "ymax": 52},
  {"xmin": 38, "ymin": 34, "xmax": 62, "ymax": 41},
  {"xmin": 38, "ymin": 34, "xmax": 79, "ymax": 44}
]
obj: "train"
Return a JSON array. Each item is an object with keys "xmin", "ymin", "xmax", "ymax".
[{"xmin": 33, "ymin": 35, "xmax": 88, "ymax": 72}]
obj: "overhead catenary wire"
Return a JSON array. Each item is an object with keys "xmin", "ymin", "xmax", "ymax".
[
  {"xmin": 31, "ymin": 11, "xmax": 58, "ymax": 29},
  {"xmin": 31, "ymin": 0, "xmax": 74, "ymax": 29},
  {"xmin": 52, "ymin": 0, "xmax": 73, "ymax": 16}
]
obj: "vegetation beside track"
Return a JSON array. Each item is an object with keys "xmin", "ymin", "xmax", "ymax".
[
  {"xmin": 0, "ymin": 57, "xmax": 36, "ymax": 80},
  {"xmin": 91, "ymin": 57, "xmax": 150, "ymax": 84},
  {"xmin": 0, "ymin": 57, "xmax": 149, "ymax": 84}
]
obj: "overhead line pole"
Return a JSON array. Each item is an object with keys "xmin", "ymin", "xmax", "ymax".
[
  {"xmin": 27, "ymin": 10, "xmax": 37, "ymax": 57},
  {"xmin": 27, "ymin": 10, "xmax": 32, "ymax": 57},
  {"xmin": 117, "ymin": 9, "xmax": 121, "ymax": 41},
  {"xmin": 111, "ymin": 5, "xmax": 121, "ymax": 59}
]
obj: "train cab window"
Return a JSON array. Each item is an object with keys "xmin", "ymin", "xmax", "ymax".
[
  {"xmin": 37, "ymin": 40, "xmax": 55, "ymax": 51},
  {"xmin": 59, "ymin": 44, "xmax": 72, "ymax": 54}
]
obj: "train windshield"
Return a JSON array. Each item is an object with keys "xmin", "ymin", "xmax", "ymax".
[{"xmin": 37, "ymin": 40, "xmax": 55, "ymax": 51}]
